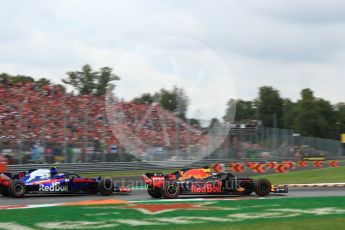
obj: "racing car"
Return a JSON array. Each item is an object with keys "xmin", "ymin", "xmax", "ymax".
[
  {"xmin": 142, "ymin": 164, "xmax": 288, "ymax": 199},
  {"xmin": 0, "ymin": 167, "xmax": 131, "ymax": 198}
]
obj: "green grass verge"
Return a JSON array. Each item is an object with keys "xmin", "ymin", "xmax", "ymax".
[
  {"xmin": 1, "ymin": 197, "xmax": 345, "ymax": 229},
  {"xmin": 252, "ymin": 166, "xmax": 345, "ymax": 184},
  {"xmin": 175, "ymin": 217, "xmax": 345, "ymax": 230},
  {"xmin": 82, "ymin": 166, "xmax": 345, "ymax": 185}
]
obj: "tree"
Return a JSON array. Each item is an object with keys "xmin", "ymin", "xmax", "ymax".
[
  {"xmin": 96, "ymin": 67, "xmax": 120, "ymax": 96},
  {"xmin": 335, "ymin": 103, "xmax": 345, "ymax": 138},
  {"xmin": 282, "ymin": 99, "xmax": 296, "ymax": 129},
  {"xmin": 0, "ymin": 73, "xmax": 34, "ymax": 83},
  {"xmin": 208, "ymin": 117, "xmax": 220, "ymax": 129},
  {"xmin": 153, "ymin": 87, "xmax": 189, "ymax": 119},
  {"xmin": 257, "ymin": 86, "xmax": 284, "ymax": 128},
  {"xmin": 134, "ymin": 93, "xmax": 154, "ymax": 104},
  {"xmin": 316, "ymin": 98, "xmax": 337, "ymax": 139},
  {"xmin": 133, "ymin": 87, "xmax": 189, "ymax": 118},
  {"xmin": 63, "ymin": 64, "xmax": 119, "ymax": 95},
  {"xmin": 187, "ymin": 118, "xmax": 201, "ymax": 128},
  {"xmin": 293, "ymin": 89, "xmax": 328, "ymax": 138},
  {"xmin": 37, "ymin": 78, "xmax": 51, "ymax": 86},
  {"xmin": 224, "ymin": 99, "xmax": 256, "ymax": 122}
]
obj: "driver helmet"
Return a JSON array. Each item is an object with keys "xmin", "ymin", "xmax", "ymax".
[{"xmin": 50, "ymin": 167, "xmax": 58, "ymax": 176}]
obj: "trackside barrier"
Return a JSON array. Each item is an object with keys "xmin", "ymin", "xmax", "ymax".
[
  {"xmin": 230, "ymin": 163, "xmax": 245, "ymax": 173},
  {"xmin": 0, "ymin": 163, "xmax": 6, "ymax": 173},
  {"xmin": 298, "ymin": 161, "xmax": 308, "ymax": 167},
  {"xmin": 5, "ymin": 159, "xmax": 344, "ymax": 174},
  {"xmin": 314, "ymin": 161, "xmax": 323, "ymax": 168},
  {"xmin": 246, "ymin": 162, "xmax": 266, "ymax": 173},
  {"xmin": 229, "ymin": 160, "xmax": 342, "ymax": 174},
  {"xmin": 6, "ymin": 159, "xmax": 249, "ymax": 174},
  {"xmin": 329, "ymin": 160, "xmax": 339, "ymax": 167}
]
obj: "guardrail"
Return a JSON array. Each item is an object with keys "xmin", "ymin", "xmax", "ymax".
[
  {"xmin": 6, "ymin": 157, "xmax": 344, "ymax": 174},
  {"xmin": 6, "ymin": 159, "xmax": 230, "ymax": 173}
]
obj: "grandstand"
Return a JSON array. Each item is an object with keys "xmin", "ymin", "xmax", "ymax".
[
  {"xmin": 0, "ymin": 82, "xmax": 342, "ymax": 164},
  {"xmin": 0, "ymin": 82, "xmax": 208, "ymax": 163}
]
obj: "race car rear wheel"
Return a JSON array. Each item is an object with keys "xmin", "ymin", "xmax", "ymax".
[
  {"xmin": 254, "ymin": 179, "xmax": 271, "ymax": 196},
  {"xmin": 98, "ymin": 177, "xmax": 114, "ymax": 196},
  {"xmin": 9, "ymin": 180, "xmax": 26, "ymax": 198},
  {"xmin": 162, "ymin": 182, "xmax": 180, "ymax": 199},
  {"xmin": 147, "ymin": 187, "xmax": 162, "ymax": 198}
]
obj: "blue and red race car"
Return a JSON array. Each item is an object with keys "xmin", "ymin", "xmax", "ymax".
[
  {"xmin": 0, "ymin": 167, "xmax": 130, "ymax": 198},
  {"xmin": 143, "ymin": 164, "xmax": 288, "ymax": 199}
]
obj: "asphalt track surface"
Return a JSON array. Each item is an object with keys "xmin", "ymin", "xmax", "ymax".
[{"xmin": 1, "ymin": 188, "xmax": 344, "ymax": 206}]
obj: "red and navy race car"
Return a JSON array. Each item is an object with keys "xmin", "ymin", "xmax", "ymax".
[
  {"xmin": 0, "ymin": 167, "xmax": 130, "ymax": 198},
  {"xmin": 143, "ymin": 164, "xmax": 288, "ymax": 199}
]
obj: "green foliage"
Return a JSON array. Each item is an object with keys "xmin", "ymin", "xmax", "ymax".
[
  {"xmin": 187, "ymin": 118, "xmax": 201, "ymax": 128},
  {"xmin": 224, "ymin": 99, "xmax": 256, "ymax": 122},
  {"xmin": 156, "ymin": 87, "xmax": 189, "ymax": 119},
  {"xmin": 257, "ymin": 86, "xmax": 284, "ymax": 128},
  {"xmin": 293, "ymin": 89, "xmax": 328, "ymax": 138},
  {"xmin": 336, "ymin": 103, "xmax": 345, "ymax": 135},
  {"xmin": 0, "ymin": 73, "xmax": 34, "ymax": 83},
  {"xmin": 134, "ymin": 93, "xmax": 154, "ymax": 104},
  {"xmin": 224, "ymin": 87, "xmax": 343, "ymax": 140},
  {"xmin": 135, "ymin": 87, "xmax": 189, "ymax": 119},
  {"xmin": 208, "ymin": 118, "xmax": 220, "ymax": 130},
  {"xmin": 36, "ymin": 78, "xmax": 51, "ymax": 86},
  {"xmin": 63, "ymin": 64, "xmax": 120, "ymax": 96},
  {"xmin": 0, "ymin": 73, "xmax": 56, "ymax": 87},
  {"xmin": 282, "ymin": 99, "xmax": 296, "ymax": 129},
  {"xmin": 96, "ymin": 67, "xmax": 120, "ymax": 96},
  {"xmin": 134, "ymin": 86, "xmax": 189, "ymax": 118}
]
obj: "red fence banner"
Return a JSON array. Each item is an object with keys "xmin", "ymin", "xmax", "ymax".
[
  {"xmin": 298, "ymin": 160, "xmax": 308, "ymax": 167},
  {"xmin": 329, "ymin": 160, "xmax": 339, "ymax": 167},
  {"xmin": 230, "ymin": 163, "xmax": 245, "ymax": 173},
  {"xmin": 314, "ymin": 161, "xmax": 323, "ymax": 168},
  {"xmin": 0, "ymin": 163, "xmax": 7, "ymax": 173}
]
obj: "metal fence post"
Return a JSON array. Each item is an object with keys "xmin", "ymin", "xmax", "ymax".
[
  {"xmin": 63, "ymin": 99, "xmax": 69, "ymax": 163},
  {"xmin": 18, "ymin": 103, "xmax": 23, "ymax": 164},
  {"xmin": 83, "ymin": 105, "xmax": 89, "ymax": 163}
]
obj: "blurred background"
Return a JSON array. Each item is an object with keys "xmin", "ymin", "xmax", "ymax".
[{"xmin": 0, "ymin": 0, "xmax": 345, "ymax": 165}]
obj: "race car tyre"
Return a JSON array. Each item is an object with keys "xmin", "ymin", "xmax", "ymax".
[
  {"xmin": 147, "ymin": 187, "xmax": 162, "ymax": 198},
  {"xmin": 98, "ymin": 177, "xmax": 114, "ymax": 196},
  {"xmin": 254, "ymin": 179, "xmax": 271, "ymax": 196},
  {"xmin": 8, "ymin": 180, "xmax": 26, "ymax": 198},
  {"xmin": 162, "ymin": 182, "xmax": 180, "ymax": 199}
]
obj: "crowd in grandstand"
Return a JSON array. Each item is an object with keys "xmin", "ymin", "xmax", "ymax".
[
  {"xmin": 0, "ymin": 81, "xmax": 330, "ymax": 163},
  {"xmin": 0, "ymin": 81, "xmax": 206, "ymax": 163}
]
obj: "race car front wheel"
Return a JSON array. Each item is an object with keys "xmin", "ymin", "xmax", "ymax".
[
  {"xmin": 254, "ymin": 179, "xmax": 271, "ymax": 196},
  {"xmin": 9, "ymin": 180, "xmax": 26, "ymax": 198},
  {"xmin": 162, "ymin": 182, "xmax": 180, "ymax": 199},
  {"xmin": 98, "ymin": 177, "xmax": 114, "ymax": 195}
]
